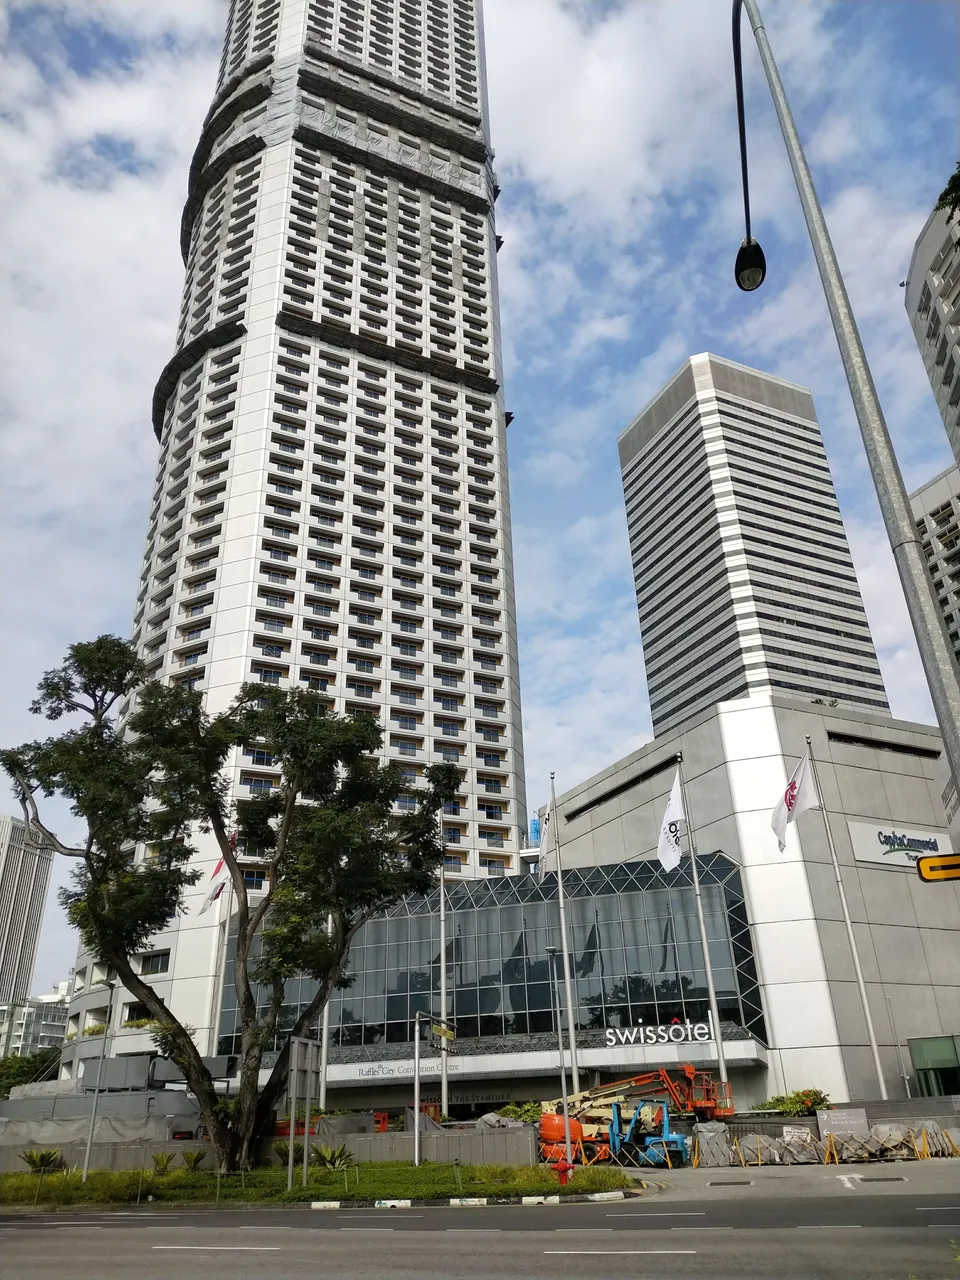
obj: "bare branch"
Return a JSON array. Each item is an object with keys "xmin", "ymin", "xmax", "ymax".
[
  {"xmin": 13, "ymin": 773, "xmax": 87, "ymax": 858},
  {"xmin": 270, "ymin": 774, "xmax": 301, "ymax": 868}
]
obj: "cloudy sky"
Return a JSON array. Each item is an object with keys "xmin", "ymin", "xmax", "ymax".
[{"xmin": 0, "ymin": 0, "xmax": 957, "ymax": 993}]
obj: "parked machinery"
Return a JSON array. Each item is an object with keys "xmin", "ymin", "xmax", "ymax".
[{"xmin": 538, "ymin": 1064, "xmax": 734, "ymax": 1165}]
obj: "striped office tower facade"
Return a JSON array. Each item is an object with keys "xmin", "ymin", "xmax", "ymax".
[{"xmin": 618, "ymin": 354, "xmax": 889, "ymax": 737}]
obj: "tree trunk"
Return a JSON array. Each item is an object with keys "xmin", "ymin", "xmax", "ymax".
[{"xmin": 105, "ymin": 952, "xmax": 238, "ymax": 1171}]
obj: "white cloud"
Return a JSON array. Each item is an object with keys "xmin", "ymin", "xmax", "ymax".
[
  {"xmin": 2, "ymin": 0, "xmax": 958, "ymax": 992},
  {"xmin": 0, "ymin": 5, "xmax": 222, "ymax": 991}
]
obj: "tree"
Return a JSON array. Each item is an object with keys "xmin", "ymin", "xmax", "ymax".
[
  {"xmin": 1, "ymin": 636, "xmax": 460, "ymax": 1170},
  {"xmin": 936, "ymin": 160, "xmax": 960, "ymax": 224},
  {"xmin": 0, "ymin": 1047, "xmax": 60, "ymax": 1101}
]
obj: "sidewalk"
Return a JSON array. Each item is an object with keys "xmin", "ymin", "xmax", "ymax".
[{"xmin": 645, "ymin": 1158, "xmax": 960, "ymax": 1201}]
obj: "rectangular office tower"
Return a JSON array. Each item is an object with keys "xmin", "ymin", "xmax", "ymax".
[
  {"xmin": 64, "ymin": 0, "xmax": 526, "ymax": 1072},
  {"xmin": 0, "ymin": 815, "xmax": 53, "ymax": 1006},
  {"xmin": 618, "ymin": 354, "xmax": 889, "ymax": 736}
]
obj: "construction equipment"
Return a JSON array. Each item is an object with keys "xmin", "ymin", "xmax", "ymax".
[
  {"xmin": 608, "ymin": 1100, "xmax": 687, "ymax": 1167},
  {"xmin": 538, "ymin": 1064, "xmax": 733, "ymax": 1163}
]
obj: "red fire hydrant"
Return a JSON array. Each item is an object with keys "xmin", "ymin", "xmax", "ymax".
[{"xmin": 551, "ymin": 1159, "xmax": 576, "ymax": 1187}]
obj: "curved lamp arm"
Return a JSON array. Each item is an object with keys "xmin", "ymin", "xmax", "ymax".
[{"xmin": 732, "ymin": 0, "xmax": 766, "ymax": 290}]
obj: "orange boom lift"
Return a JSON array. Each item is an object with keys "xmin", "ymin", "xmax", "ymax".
[{"xmin": 538, "ymin": 1064, "xmax": 734, "ymax": 1163}]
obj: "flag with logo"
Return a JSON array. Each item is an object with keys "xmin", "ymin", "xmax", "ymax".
[
  {"xmin": 771, "ymin": 750, "xmax": 818, "ymax": 851},
  {"xmin": 198, "ymin": 856, "xmax": 229, "ymax": 915},
  {"xmin": 656, "ymin": 770, "xmax": 684, "ymax": 871}
]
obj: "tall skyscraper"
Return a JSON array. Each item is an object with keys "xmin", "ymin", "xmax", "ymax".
[
  {"xmin": 904, "ymin": 207, "xmax": 960, "ymax": 463},
  {"xmin": 910, "ymin": 464, "xmax": 960, "ymax": 671},
  {"xmin": 66, "ymin": 0, "xmax": 525, "ymax": 1069},
  {"xmin": 618, "ymin": 353, "xmax": 889, "ymax": 736},
  {"xmin": 0, "ymin": 815, "xmax": 53, "ymax": 1005}
]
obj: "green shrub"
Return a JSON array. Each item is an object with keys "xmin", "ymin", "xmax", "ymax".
[
  {"xmin": 0, "ymin": 1161, "xmax": 631, "ymax": 1207},
  {"xmin": 0, "ymin": 1047, "xmax": 60, "ymax": 1100},
  {"xmin": 273, "ymin": 1140, "xmax": 304, "ymax": 1165},
  {"xmin": 312, "ymin": 1143, "xmax": 354, "ymax": 1171},
  {"xmin": 121, "ymin": 1018, "xmax": 156, "ymax": 1030},
  {"xmin": 82, "ymin": 1023, "xmax": 106, "ymax": 1037},
  {"xmin": 151, "ymin": 1151, "xmax": 176, "ymax": 1175},
  {"xmin": 757, "ymin": 1088, "xmax": 830, "ymax": 1116},
  {"xmin": 19, "ymin": 1148, "xmax": 64, "ymax": 1173},
  {"xmin": 181, "ymin": 1151, "xmax": 207, "ymax": 1172},
  {"xmin": 497, "ymin": 1102, "xmax": 542, "ymax": 1123}
]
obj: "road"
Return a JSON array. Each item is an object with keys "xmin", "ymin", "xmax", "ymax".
[{"xmin": 3, "ymin": 1192, "xmax": 960, "ymax": 1278}]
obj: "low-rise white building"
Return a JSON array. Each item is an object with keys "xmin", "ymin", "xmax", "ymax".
[
  {"xmin": 538, "ymin": 693, "xmax": 957, "ymax": 1106},
  {"xmin": 0, "ymin": 982, "xmax": 70, "ymax": 1058}
]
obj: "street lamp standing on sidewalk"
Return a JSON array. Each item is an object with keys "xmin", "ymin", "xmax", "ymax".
[
  {"xmin": 81, "ymin": 980, "xmax": 115, "ymax": 1183},
  {"xmin": 545, "ymin": 946, "xmax": 573, "ymax": 1164},
  {"xmin": 731, "ymin": 0, "xmax": 960, "ymax": 790}
]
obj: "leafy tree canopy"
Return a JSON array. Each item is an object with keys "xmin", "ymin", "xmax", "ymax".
[
  {"xmin": 0, "ymin": 1048, "xmax": 60, "ymax": 1101},
  {"xmin": 936, "ymin": 160, "xmax": 960, "ymax": 223},
  {"xmin": 1, "ymin": 637, "xmax": 460, "ymax": 1169}
]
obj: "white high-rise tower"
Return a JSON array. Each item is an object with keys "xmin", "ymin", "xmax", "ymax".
[{"xmin": 65, "ymin": 0, "xmax": 526, "ymax": 1072}]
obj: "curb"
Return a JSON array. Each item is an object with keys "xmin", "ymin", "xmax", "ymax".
[{"xmin": 311, "ymin": 1189, "xmax": 639, "ymax": 1210}]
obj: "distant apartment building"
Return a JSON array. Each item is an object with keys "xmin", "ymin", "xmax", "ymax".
[
  {"xmin": 617, "ymin": 353, "xmax": 889, "ymax": 736},
  {"xmin": 910, "ymin": 464, "xmax": 960, "ymax": 671},
  {"xmin": 0, "ymin": 814, "xmax": 53, "ymax": 1005},
  {"xmin": 0, "ymin": 982, "xmax": 70, "ymax": 1058},
  {"xmin": 905, "ymin": 207, "xmax": 960, "ymax": 462}
]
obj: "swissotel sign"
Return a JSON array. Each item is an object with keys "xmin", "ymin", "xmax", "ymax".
[{"xmin": 605, "ymin": 1020, "xmax": 712, "ymax": 1048}]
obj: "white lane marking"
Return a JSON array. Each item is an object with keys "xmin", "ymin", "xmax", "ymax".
[
  {"xmin": 339, "ymin": 1227, "xmax": 394, "ymax": 1232},
  {"xmin": 918, "ymin": 1207, "xmax": 960, "ymax": 1211},
  {"xmin": 445, "ymin": 1228, "xmax": 502, "ymax": 1232},
  {"xmin": 671, "ymin": 1226, "xmax": 734, "ymax": 1231},
  {"xmin": 607, "ymin": 1211, "xmax": 706, "ymax": 1217},
  {"xmin": 796, "ymin": 1225, "xmax": 862, "ymax": 1230},
  {"xmin": 836, "ymin": 1175, "xmax": 858, "ymax": 1189},
  {"xmin": 545, "ymin": 1250, "xmax": 697, "ymax": 1256},
  {"xmin": 553, "ymin": 1229, "xmax": 614, "ymax": 1233},
  {"xmin": 152, "ymin": 1246, "xmax": 282, "ymax": 1251},
  {"xmin": 336, "ymin": 1214, "xmax": 423, "ymax": 1219}
]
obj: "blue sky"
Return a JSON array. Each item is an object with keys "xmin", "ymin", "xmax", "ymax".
[{"xmin": 0, "ymin": 0, "xmax": 957, "ymax": 992}]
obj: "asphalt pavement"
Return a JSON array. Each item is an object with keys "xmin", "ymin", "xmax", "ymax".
[{"xmin": 3, "ymin": 1181, "xmax": 960, "ymax": 1279}]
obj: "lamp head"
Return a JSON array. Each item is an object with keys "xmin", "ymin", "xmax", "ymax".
[{"xmin": 735, "ymin": 236, "xmax": 766, "ymax": 291}]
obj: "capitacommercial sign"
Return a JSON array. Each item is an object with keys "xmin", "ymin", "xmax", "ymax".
[{"xmin": 847, "ymin": 819, "xmax": 945, "ymax": 869}]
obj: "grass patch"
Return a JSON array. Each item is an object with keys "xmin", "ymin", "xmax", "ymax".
[{"xmin": 0, "ymin": 1162, "xmax": 630, "ymax": 1207}]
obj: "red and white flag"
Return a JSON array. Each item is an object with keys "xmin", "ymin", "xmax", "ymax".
[
  {"xmin": 198, "ymin": 856, "xmax": 228, "ymax": 915},
  {"xmin": 771, "ymin": 751, "xmax": 818, "ymax": 851}
]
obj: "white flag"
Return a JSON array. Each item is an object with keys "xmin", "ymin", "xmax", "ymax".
[
  {"xmin": 772, "ymin": 751, "xmax": 818, "ymax": 851},
  {"xmin": 657, "ymin": 770, "xmax": 684, "ymax": 871}
]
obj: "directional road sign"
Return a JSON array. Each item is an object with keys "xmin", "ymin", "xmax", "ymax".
[{"xmin": 916, "ymin": 853, "xmax": 960, "ymax": 883}]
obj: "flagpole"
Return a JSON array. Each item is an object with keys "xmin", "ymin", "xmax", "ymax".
[
  {"xmin": 439, "ymin": 871, "xmax": 449, "ymax": 1118},
  {"xmin": 676, "ymin": 754, "xmax": 729, "ymax": 1088},
  {"xmin": 318, "ymin": 912, "xmax": 332, "ymax": 1110},
  {"xmin": 804, "ymin": 735, "xmax": 888, "ymax": 1100},
  {"xmin": 550, "ymin": 772, "xmax": 580, "ymax": 1094}
]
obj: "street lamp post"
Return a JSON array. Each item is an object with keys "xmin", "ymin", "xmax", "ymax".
[
  {"xmin": 81, "ymin": 981, "xmax": 115, "ymax": 1183},
  {"xmin": 731, "ymin": 0, "xmax": 960, "ymax": 790},
  {"xmin": 545, "ymin": 947, "xmax": 573, "ymax": 1164}
]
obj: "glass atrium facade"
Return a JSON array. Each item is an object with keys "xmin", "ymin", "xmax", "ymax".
[{"xmin": 218, "ymin": 854, "xmax": 766, "ymax": 1054}]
